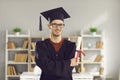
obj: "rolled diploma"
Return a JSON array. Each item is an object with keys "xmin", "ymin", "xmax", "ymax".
[{"xmin": 75, "ymin": 37, "xmax": 82, "ymax": 62}]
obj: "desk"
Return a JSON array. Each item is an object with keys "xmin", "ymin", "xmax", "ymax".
[
  {"xmin": 73, "ymin": 72, "xmax": 93, "ymax": 80},
  {"xmin": 20, "ymin": 72, "xmax": 93, "ymax": 80},
  {"xmin": 20, "ymin": 72, "xmax": 40, "ymax": 80}
]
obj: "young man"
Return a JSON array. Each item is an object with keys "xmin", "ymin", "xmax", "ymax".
[{"xmin": 35, "ymin": 7, "xmax": 78, "ymax": 80}]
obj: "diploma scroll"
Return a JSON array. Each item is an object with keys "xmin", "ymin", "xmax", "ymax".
[
  {"xmin": 75, "ymin": 37, "xmax": 82, "ymax": 62},
  {"xmin": 75, "ymin": 37, "xmax": 85, "ymax": 62}
]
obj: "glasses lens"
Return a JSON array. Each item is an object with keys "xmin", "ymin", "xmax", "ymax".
[{"xmin": 51, "ymin": 23, "xmax": 65, "ymax": 28}]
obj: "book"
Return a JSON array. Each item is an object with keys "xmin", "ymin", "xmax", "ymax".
[
  {"xmin": 99, "ymin": 67, "xmax": 104, "ymax": 75},
  {"xmin": 75, "ymin": 64, "xmax": 81, "ymax": 73},
  {"xmin": 7, "ymin": 41, "xmax": 16, "ymax": 49},
  {"xmin": 31, "ymin": 42, "xmax": 36, "ymax": 49},
  {"xmin": 83, "ymin": 67, "xmax": 88, "ymax": 72},
  {"xmin": 14, "ymin": 53, "xmax": 28, "ymax": 62},
  {"xmin": 7, "ymin": 66, "xmax": 10, "ymax": 75},
  {"xmin": 96, "ymin": 41, "xmax": 103, "ymax": 48},
  {"xmin": 30, "ymin": 55, "xmax": 35, "ymax": 62},
  {"xmin": 10, "ymin": 66, "xmax": 13, "ymax": 75},
  {"xmin": 12, "ymin": 66, "xmax": 17, "ymax": 75},
  {"xmin": 29, "ymin": 65, "xmax": 34, "ymax": 72},
  {"xmin": 94, "ymin": 55, "xmax": 103, "ymax": 62},
  {"xmin": 22, "ymin": 40, "xmax": 28, "ymax": 49}
]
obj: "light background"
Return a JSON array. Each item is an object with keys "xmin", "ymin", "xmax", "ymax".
[{"xmin": 0, "ymin": 0, "xmax": 120, "ymax": 80}]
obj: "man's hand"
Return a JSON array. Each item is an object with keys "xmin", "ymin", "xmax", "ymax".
[{"xmin": 70, "ymin": 58, "xmax": 79, "ymax": 67}]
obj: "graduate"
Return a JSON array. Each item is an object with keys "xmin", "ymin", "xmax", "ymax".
[{"xmin": 35, "ymin": 7, "xmax": 79, "ymax": 80}]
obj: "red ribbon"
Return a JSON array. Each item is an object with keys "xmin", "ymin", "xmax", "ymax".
[
  {"xmin": 76, "ymin": 50, "xmax": 85, "ymax": 56},
  {"xmin": 75, "ymin": 50, "xmax": 85, "ymax": 62}
]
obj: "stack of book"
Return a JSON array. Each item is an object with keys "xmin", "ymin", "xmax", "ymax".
[{"xmin": 7, "ymin": 65, "xmax": 17, "ymax": 75}]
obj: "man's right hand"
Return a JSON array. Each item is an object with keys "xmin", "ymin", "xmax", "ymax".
[{"xmin": 70, "ymin": 58, "xmax": 79, "ymax": 67}]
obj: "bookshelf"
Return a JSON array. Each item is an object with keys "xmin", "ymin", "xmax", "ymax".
[
  {"xmin": 5, "ymin": 30, "xmax": 30, "ymax": 80},
  {"xmin": 80, "ymin": 30, "xmax": 104, "ymax": 78}
]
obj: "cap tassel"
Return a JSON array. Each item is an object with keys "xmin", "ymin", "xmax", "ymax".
[{"xmin": 39, "ymin": 16, "xmax": 42, "ymax": 31}]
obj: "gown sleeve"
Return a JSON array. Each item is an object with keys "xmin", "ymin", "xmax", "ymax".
[{"xmin": 35, "ymin": 41, "xmax": 76, "ymax": 77}]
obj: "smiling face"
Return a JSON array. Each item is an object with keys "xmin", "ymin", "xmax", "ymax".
[{"xmin": 48, "ymin": 19, "xmax": 64, "ymax": 37}]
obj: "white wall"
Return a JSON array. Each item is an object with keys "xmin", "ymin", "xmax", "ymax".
[{"xmin": 0, "ymin": 0, "xmax": 120, "ymax": 80}]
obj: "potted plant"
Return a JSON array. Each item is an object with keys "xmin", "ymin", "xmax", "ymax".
[
  {"xmin": 13, "ymin": 27, "xmax": 21, "ymax": 35},
  {"xmin": 90, "ymin": 27, "xmax": 97, "ymax": 36}
]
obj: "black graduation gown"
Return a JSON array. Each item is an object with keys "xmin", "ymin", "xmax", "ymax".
[{"xmin": 35, "ymin": 39, "xmax": 76, "ymax": 80}]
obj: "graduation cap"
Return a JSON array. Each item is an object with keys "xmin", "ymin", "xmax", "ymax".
[{"xmin": 39, "ymin": 7, "xmax": 70, "ymax": 31}]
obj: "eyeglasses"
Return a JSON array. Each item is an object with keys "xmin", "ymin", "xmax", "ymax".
[{"xmin": 50, "ymin": 23, "xmax": 65, "ymax": 28}]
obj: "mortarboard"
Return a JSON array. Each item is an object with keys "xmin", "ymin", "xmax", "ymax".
[{"xmin": 39, "ymin": 7, "xmax": 70, "ymax": 31}]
